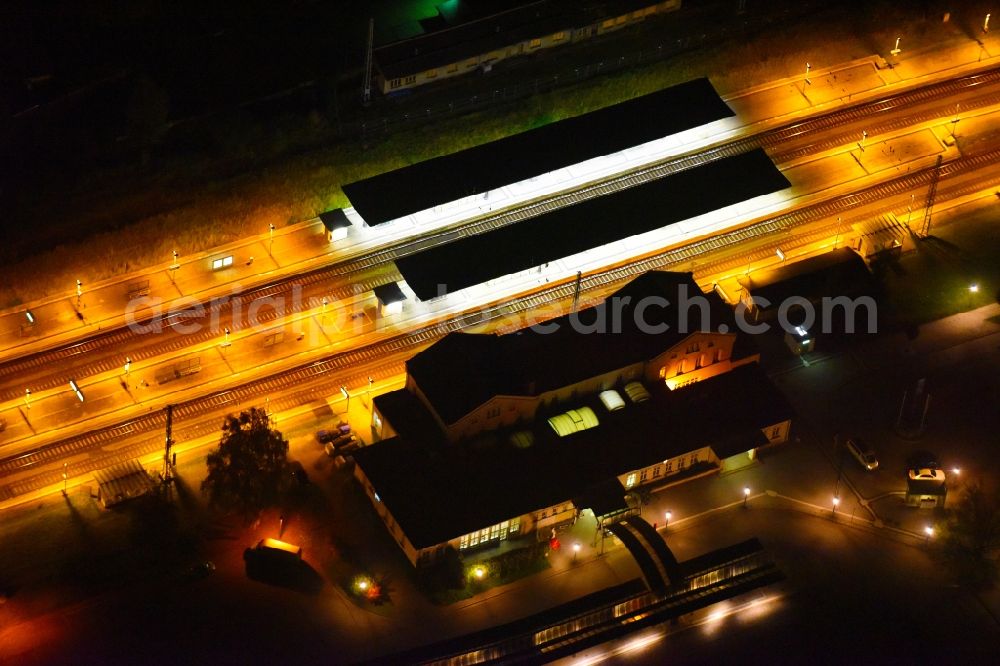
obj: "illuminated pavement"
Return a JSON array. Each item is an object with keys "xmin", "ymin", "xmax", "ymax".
[{"xmin": 3, "ymin": 29, "xmax": 1000, "ymax": 364}]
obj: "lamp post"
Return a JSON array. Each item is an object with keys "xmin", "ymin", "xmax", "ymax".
[
  {"xmin": 985, "ymin": 13, "xmax": 991, "ymax": 33},
  {"xmin": 924, "ymin": 525, "xmax": 934, "ymax": 544},
  {"xmin": 832, "ymin": 495, "xmax": 840, "ymax": 515},
  {"xmin": 223, "ymin": 327, "xmax": 231, "ymax": 347},
  {"xmin": 890, "ymin": 36, "xmax": 902, "ymax": 56},
  {"xmin": 833, "ymin": 216, "xmax": 843, "ymax": 249},
  {"xmin": 968, "ymin": 283, "xmax": 979, "ymax": 309},
  {"xmin": 665, "ymin": 510, "xmax": 672, "ymax": 530},
  {"xmin": 25, "ymin": 388, "xmax": 31, "ymax": 410},
  {"xmin": 269, "ymin": 223, "xmax": 275, "ymax": 256},
  {"xmin": 76, "ymin": 279, "xmax": 83, "ymax": 307},
  {"xmin": 858, "ymin": 129, "xmax": 868, "ymax": 152},
  {"xmin": 743, "ymin": 486, "xmax": 751, "ymax": 508},
  {"xmin": 804, "ymin": 62, "xmax": 811, "ymax": 86},
  {"xmin": 341, "ymin": 385, "xmax": 350, "ymax": 412},
  {"xmin": 124, "ymin": 357, "xmax": 131, "ymax": 378},
  {"xmin": 573, "ymin": 542, "xmax": 581, "ymax": 562},
  {"xmin": 62, "ymin": 462, "xmax": 68, "ymax": 494}
]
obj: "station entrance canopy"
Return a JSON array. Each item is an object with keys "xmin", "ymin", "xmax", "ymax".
[
  {"xmin": 342, "ymin": 78, "xmax": 733, "ymax": 225},
  {"xmin": 396, "ymin": 148, "xmax": 790, "ymax": 300}
]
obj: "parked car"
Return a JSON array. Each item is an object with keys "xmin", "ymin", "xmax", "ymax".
[
  {"xmin": 846, "ymin": 437, "xmax": 879, "ymax": 471},
  {"xmin": 315, "ymin": 429, "xmax": 338, "ymax": 444},
  {"xmin": 907, "ymin": 450, "xmax": 939, "ymax": 470},
  {"xmin": 908, "ymin": 467, "xmax": 946, "ymax": 482}
]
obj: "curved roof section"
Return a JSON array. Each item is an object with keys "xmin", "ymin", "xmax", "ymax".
[
  {"xmin": 342, "ymin": 78, "xmax": 732, "ymax": 225},
  {"xmin": 396, "ymin": 148, "xmax": 790, "ymax": 300},
  {"xmin": 548, "ymin": 407, "xmax": 599, "ymax": 437}
]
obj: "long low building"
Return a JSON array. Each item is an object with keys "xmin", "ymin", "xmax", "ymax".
[
  {"xmin": 353, "ymin": 272, "xmax": 794, "ymax": 567},
  {"xmin": 342, "ymin": 76, "xmax": 732, "ymax": 226},
  {"xmin": 395, "ymin": 148, "xmax": 790, "ymax": 300},
  {"xmin": 374, "ymin": 0, "xmax": 683, "ymax": 95}
]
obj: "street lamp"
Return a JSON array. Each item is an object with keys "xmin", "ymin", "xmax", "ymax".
[
  {"xmin": 890, "ymin": 36, "xmax": 902, "ymax": 56},
  {"xmin": 969, "ymin": 283, "xmax": 979, "ymax": 309},
  {"xmin": 24, "ymin": 388, "xmax": 31, "ymax": 410},
  {"xmin": 833, "ymin": 216, "xmax": 843, "ymax": 249},
  {"xmin": 832, "ymin": 495, "xmax": 840, "ymax": 514},
  {"xmin": 76, "ymin": 279, "xmax": 83, "ymax": 307},
  {"xmin": 665, "ymin": 510, "xmax": 672, "ymax": 529},
  {"xmin": 858, "ymin": 129, "xmax": 868, "ymax": 152},
  {"xmin": 985, "ymin": 13, "xmax": 991, "ymax": 33},
  {"xmin": 223, "ymin": 326, "xmax": 231, "ymax": 346},
  {"xmin": 924, "ymin": 525, "xmax": 934, "ymax": 544},
  {"xmin": 573, "ymin": 542, "xmax": 581, "ymax": 562},
  {"xmin": 124, "ymin": 357, "xmax": 132, "ymax": 377},
  {"xmin": 269, "ymin": 223, "xmax": 275, "ymax": 255},
  {"xmin": 804, "ymin": 62, "xmax": 811, "ymax": 86},
  {"xmin": 951, "ymin": 467, "xmax": 961, "ymax": 476},
  {"xmin": 63, "ymin": 462, "xmax": 68, "ymax": 494},
  {"xmin": 743, "ymin": 486, "xmax": 751, "ymax": 508},
  {"xmin": 341, "ymin": 385, "xmax": 350, "ymax": 411},
  {"xmin": 473, "ymin": 566, "xmax": 485, "ymax": 580}
]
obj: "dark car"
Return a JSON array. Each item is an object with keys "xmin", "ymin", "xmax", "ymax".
[
  {"xmin": 906, "ymin": 450, "xmax": 939, "ymax": 470},
  {"xmin": 315, "ymin": 429, "xmax": 337, "ymax": 444},
  {"xmin": 181, "ymin": 561, "xmax": 216, "ymax": 581}
]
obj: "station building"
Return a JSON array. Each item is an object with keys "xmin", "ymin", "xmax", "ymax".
[{"xmin": 353, "ymin": 272, "xmax": 794, "ymax": 567}]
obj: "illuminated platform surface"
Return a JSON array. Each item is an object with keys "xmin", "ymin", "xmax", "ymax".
[
  {"xmin": 342, "ymin": 78, "xmax": 733, "ymax": 225},
  {"xmin": 396, "ymin": 148, "xmax": 790, "ymax": 300}
]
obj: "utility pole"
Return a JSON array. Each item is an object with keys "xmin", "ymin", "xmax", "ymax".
[
  {"xmin": 572, "ymin": 271, "xmax": 582, "ymax": 313},
  {"xmin": 163, "ymin": 404, "xmax": 175, "ymax": 483},
  {"xmin": 362, "ymin": 18, "xmax": 375, "ymax": 106}
]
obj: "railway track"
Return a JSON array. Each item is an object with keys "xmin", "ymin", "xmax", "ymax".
[
  {"xmin": 3, "ymin": 145, "xmax": 998, "ymax": 501},
  {"xmin": 3, "ymin": 65, "xmax": 1000, "ymax": 401}
]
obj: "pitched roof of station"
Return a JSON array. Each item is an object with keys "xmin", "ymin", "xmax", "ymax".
[
  {"xmin": 407, "ymin": 271, "xmax": 754, "ymax": 425},
  {"xmin": 342, "ymin": 77, "xmax": 733, "ymax": 225},
  {"xmin": 354, "ymin": 362, "xmax": 792, "ymax": 548}
]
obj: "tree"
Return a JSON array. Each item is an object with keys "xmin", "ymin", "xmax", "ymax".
[
  {"xmin": 942, "ymin": 481, "xmax": 1000, "ymax": 588},
  {"xmin": 202, "ymin": 407, "xmax": 289, "ymax": 520}
]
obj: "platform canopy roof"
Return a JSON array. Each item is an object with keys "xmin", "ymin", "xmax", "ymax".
[{"xmin": 342, "ymin": 77, "xmax": 733, "ymax": 225}]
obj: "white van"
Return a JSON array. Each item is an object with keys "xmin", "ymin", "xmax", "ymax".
[{"xmin": 846, "ymin": 437, "xmax": 879, "ymax": 471}]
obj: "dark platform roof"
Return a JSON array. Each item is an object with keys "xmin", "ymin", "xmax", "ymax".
[
  {"xmin": 354, "ymin": 362, "xmax": 793, "ymax": 548},
  {"xmin": 319, "ymin": 208, "xmax": 351, "ymax": 231},
  {"xmin": 373, "ymin": 282, "xmax": 406, "ymax": 306},
  {"xmin": 407, "ymin": 271, "xmax": 753, "ymax": 425},
  {"xmin": 396, "ymin": 149, "xmax": 789, "ymax": 299},
  {"xmin": 342, "ymin": 78, "xmax": 733, "ymax": 225},
  {"xmin": 738, "ymin": 247, "xmax": 875, "ymax": 311}
]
